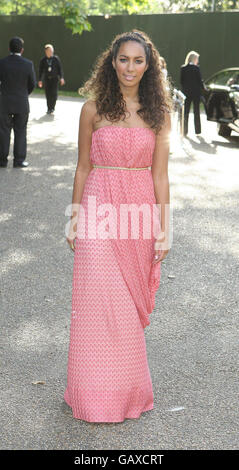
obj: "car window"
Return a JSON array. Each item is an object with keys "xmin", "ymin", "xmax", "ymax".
[
  {"xmin": 206, "ymin": 70, "xmax": 239, "ymax": 86},
  {"xmin": 226, "ymin": 73, "xmax": 239, "ymax": 86}
]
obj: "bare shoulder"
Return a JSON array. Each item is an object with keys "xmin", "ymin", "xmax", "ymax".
[
  {"xmin": 155, "ymin": 110, "xmax": 171, "ymax": 139},
  {"xmin": 81, "ymin": 99, "xmax": 97, "ymax": 118},
  {"xmin": 79, "ymin": 100, "xmax": 98, "ymax": 133}
]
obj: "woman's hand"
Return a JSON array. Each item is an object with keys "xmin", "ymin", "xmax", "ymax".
[
  {"xmin": 66, "ymin": 235, "xmax": 76, "ymax": 252},
  {"xmin": 152, "ymin": 236, "xmax": 170, "ymax": 264},
  {"xmin": 152, "ymin": 247, "xmax": 169, "ymax": 264},
  {"xmin": 66, "ymin": 218, "xmax": 77, "ymax": 252}
]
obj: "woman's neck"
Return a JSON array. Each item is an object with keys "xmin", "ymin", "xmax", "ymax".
[{"xmin": 119, "ymin": 83, "xmax": 139, "ymax": 104}]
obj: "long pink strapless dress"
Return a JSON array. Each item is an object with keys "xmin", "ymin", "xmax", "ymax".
[{"xmin": 64, "ymin": 126, "xmax": 161, "ymax": 422}]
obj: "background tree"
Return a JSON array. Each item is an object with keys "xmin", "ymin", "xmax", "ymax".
[{"xmin": 0, "ymin": 0, "xmax": 238, "ymax": 34}]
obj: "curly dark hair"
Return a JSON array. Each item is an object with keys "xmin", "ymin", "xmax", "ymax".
[{"xmin": 79, "ymin": 30, "xmax": 173, "ymax": 133}]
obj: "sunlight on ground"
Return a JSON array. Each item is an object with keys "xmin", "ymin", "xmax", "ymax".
[{"xmin": 1, "ymin": 249, "xmax": 36, "ymax": 274}]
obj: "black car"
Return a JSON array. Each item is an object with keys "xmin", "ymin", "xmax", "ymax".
[{"xmin": 202, "ymin": 67, "xmax": 239, "ymax": 137}]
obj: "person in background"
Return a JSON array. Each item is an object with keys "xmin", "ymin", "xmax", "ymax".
[
  {"xmin": 38, "ymin": 44, "xmax": 65, "ymax": 114},
  {"xmin": 180, "ymin": 50, "xmax": 204, "ymax": 136},
  {"xmin": 160, "ymin": 56, "xmax": 168, "ymax": 80},
  {"xmin": 0, "ymin": 36, "xmax": 36, "ymax": 168}
]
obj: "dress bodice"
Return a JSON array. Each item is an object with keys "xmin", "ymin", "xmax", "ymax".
[{"xmin": 90, "ymin": 126, "xmax": 156, "ymax": 168}]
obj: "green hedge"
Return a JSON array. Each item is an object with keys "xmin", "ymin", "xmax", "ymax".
[{"xmin": 0, "ymin": 12, "xmax": 238, "ymax": 91}]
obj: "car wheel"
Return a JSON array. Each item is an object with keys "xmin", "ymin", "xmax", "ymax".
[{"xmin": 218, "ymin": 124, "xmax": 231, "ymax": 137}]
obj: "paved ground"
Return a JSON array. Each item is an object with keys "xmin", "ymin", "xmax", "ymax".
[{"xmin": 0, "ymin": 95, "xmax": 238, "ymax": 450}]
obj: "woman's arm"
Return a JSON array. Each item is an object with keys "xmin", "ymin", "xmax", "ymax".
[
  {"xmin": 67, "ymin": 100, "xmax": 96, "ymax": 249},
  {"xmin": 151, "ymin": 111, "xmax": 171, "ymax": 262}
]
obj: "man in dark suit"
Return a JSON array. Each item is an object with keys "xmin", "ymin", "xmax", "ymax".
[
  {"xmin": 180, "ymin": 51, "xmax": 204, "ymax": 136},
  {"xmin": 38, "ymin": 44, "xmax": 65, "ymax": 114},
  {"xmin": 0, "ymin": 36, "xmax": 36, "ymax": 168}
]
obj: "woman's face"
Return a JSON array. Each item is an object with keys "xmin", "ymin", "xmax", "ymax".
[{"xmin": 112, "ymin": 41, "xmax": 148, "ymax": 87}]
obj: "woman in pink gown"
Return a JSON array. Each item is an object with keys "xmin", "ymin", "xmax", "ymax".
[{"xmin": 64, "ymin": 30, "xmax": 172, "ymax": 422}]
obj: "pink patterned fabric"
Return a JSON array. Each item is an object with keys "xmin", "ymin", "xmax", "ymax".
[{"xmin": 64, "ymin": 127, "xmax": 161, "ymax": 422}]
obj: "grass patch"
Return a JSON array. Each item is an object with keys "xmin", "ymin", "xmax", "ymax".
[{"xmin": 32, "ymin": 88, "xmax": 84, "ymax": 99}]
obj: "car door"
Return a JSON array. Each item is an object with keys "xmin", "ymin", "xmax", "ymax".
[{"xmin": 202, "ymin": 69, "xmax": 239, "ymax": 122}]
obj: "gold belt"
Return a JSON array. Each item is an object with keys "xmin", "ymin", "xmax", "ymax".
[{"xmin": 92, "ymin": 164, "xmax": 150, "ymax": 171}]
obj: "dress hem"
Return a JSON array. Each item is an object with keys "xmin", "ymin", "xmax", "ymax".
[{"xmin": 64, "ymin": 392, "xmax": 154, "ymax": 423}]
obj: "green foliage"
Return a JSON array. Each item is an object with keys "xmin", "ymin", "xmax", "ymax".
[
  {"xmin": 59, "ymin": 1, "xmax": 92, "ymax": 35},
  {"xmin": 153, "ymin": 0, "xmax": 239, "ymax": 13},
  {"xmin": 0, "ymin": 0, "xmax": 238, "ymax": 35}
]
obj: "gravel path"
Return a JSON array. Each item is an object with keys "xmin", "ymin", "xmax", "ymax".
[{"xmin": 0, "ymin": 95, "xmax": 238, "ymax": 450}]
